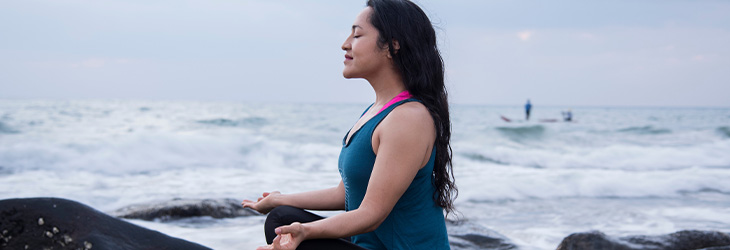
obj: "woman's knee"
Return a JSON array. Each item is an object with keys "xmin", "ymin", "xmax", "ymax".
[
  {"xmin": 266, "ymin": 205, "xmax": 299, "ymax": 223},
  {"xmin": 264, "ymin": 206, "xmax": 302, "ymax": 244}
]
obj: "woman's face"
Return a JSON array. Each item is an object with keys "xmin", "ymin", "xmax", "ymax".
[{"xmin": 341, "ymin": 7, "xmax": 392, "ymax": 79}]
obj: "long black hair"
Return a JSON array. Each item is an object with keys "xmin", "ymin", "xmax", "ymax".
[{"xmin": 366, "ymin": 0, "xmax": 457, "ymax": 215}]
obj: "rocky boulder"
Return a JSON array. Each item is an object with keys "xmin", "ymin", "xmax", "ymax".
[
  {"xmin": 0, "ymin": 197, "xmax": 211, "ymax": 250},
  {"xmin": 111, "ymin": 198, "xmax": 259, "ymax": 221},
  {"xmin": 446, "ymin": 219, "xmax": 517, "ymax": 250},
  {"xmin": 557, "ymin": 230, "xmax": 730, "ymax": 250}
]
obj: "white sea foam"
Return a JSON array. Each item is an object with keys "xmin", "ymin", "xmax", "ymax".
[
  {"xmin": 456, "ymin": 163, "xmax": 730, "ymax": 202},
  {"xmin": 457, "ymin": 138, "xmax": 730, "ymax": 171}
]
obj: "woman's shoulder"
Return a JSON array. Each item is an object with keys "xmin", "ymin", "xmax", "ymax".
[
  {"xmin": 378, "ymin": 100, "xmax": 435, "ymax": 140},
  {"xmin": 387, "ymin": 100, "xmax": 431, "ymax": 124}
]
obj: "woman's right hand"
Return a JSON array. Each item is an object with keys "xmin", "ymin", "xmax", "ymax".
[{"xmin": 242, "ymin": 191, "xmax": 281, "ymax": 214}]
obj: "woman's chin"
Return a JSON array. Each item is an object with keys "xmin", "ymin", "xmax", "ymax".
[{"xmin": 342, "ymin": 71, "xmax": 357, "ymax": 79}]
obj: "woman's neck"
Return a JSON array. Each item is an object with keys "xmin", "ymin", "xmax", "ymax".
[{"xmin": 368, "ymin": 72, "xmax": 406, "ymax": 107}]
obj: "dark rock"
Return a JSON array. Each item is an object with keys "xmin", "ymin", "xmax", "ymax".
[
  {"xmin": 557, "ymin": 230, "xmax": 730, "ymax": 250},
  {"xmin": 700, "ymin": 246, "xmax": 730, "ymax": 250},
  {"xmin": 0, "ymin": 197, "xmax": 211, "ymax": 250},
  {"xmin": 111, "ymin": 198, "xmax": 259, "ymax": 221},
  {"xmin": 557, "ymin": 231, "xmax": 632, "ymax": 250},
  {"xmin": 447, "ymin": 219, "xmax": 517, "ymax": 250}
]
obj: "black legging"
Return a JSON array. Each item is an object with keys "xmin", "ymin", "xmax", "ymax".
[{"xmin": 264, "ymin": 205, "xmax": 368, "ymax": 250}]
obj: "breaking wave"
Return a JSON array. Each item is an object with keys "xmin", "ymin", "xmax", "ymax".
[
  {"xmin": 0, "ymin": 121, "xmax": 19, "ymax": 134},
  {"xmin": 495, "ymin": 125, "xmax": 545, "ymax": 141},
  {"xmin": 460, "ymin": 152, "xmax": 510, "ymax": 166},
  {"xmin": 617, "ymin": 125, "xmax": 672, "ymax": 135},
  {"xmin": 196, "ymin": 117, "xmax": 268, "ymax": 128},
  {"xmin": 717, "ymin": 126, "xmax": 730, "ymax": 138}
]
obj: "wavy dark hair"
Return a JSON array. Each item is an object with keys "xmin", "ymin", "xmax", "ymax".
[{"xmin": 366, "ymin": 0, "xmax": 457, "ymax": 215}]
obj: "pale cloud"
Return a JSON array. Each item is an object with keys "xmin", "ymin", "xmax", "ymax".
[
  {"xmin": 517, "ymin": 31, "xmax": 533, "ymax": 41},
  {"xmin": 31, "ymin": 58, "xmax": 134, "ymax": 69},
  {"xmin": 666, "ymin": 57, "xmax": 681, "ymax": 65},
  {"xmin": 68, "ymin": 58, "xmax": 135, "ymax": 68},
  {"xmin": 72, "ymin": 58, "xmax": 106, "ymax": 68},
  {"xmin": 577, "ymin": 32, "xmax": 596, "ymax": 40},
  {"xmin": 691, "ymin": 55, "xmax": 705, "ymax": 62}
]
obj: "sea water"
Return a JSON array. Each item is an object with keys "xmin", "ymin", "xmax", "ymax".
[{"xmin": 1, "ymin": 99, "xmax": 729, "ymax": 249}]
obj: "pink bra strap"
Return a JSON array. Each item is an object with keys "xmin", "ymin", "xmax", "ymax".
[{"xmin": 377, "ymin": 90, "xmax": 412, "ymax": 114}]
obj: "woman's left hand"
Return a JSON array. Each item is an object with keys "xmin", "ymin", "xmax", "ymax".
[{"xmin": 255, "ymin": 222, "xmax": 306, "ymax": 250}]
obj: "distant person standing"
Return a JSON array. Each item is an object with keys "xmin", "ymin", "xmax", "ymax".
[
  {"xmin": 562, "ymin": 109, "xmax": 573, "ymax": 122},
  {"xmin": 525, "ymin": 99, "xmax": 532, "ymax": 121}
]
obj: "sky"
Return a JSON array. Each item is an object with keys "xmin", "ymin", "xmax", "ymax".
[{"xmin": 1, "ymin": 0, "xmax": 729, "ymax": 107}]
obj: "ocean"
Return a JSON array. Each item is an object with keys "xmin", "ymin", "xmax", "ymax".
[{"xmin": 1, "ymin": 99, "xmax": 729, "ymax": 249}]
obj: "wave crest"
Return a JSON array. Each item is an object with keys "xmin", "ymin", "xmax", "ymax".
[
  {"xmin": 0, "ymin": 121, "xmax": 19, "ymax": 134},
  {"xmin": 196, "ymin": 117, "xmax": 268, "ymax": 128},
  {"xmin": 617, "ymin": 125, "xmax": 671, "ymax": 135},
  {"xmin": 495, "ymin": 125, "xmax": 545, "ymax": 141},
  {"xmin": 461, "ymin": 153, "xmax": 510, "ymax": 165},
  {"xmin": 717, "ymin": 126, "xmax": 730, "ymax": 138}
]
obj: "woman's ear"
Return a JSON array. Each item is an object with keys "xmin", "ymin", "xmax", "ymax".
[
  {"xmin": 387, "ymin": 40, "xmax": 400, "ymax": 58},
  {"xmin": 392, "ymin": 40, "xmax": 400, "ymax": 53}
]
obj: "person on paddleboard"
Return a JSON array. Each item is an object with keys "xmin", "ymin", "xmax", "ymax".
[{"xmin": 562, "ymin": 109, "xmax": 573, "ymax": 122}]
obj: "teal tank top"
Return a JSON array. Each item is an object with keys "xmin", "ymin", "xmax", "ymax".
[{"xmin": 338, "ymin": 99, "xmax": 450, "ymax": 250}]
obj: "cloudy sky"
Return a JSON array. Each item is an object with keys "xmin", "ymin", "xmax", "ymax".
[{"xmin": 1, "ymin": 0, "xmax": 729, "ymax": 107}]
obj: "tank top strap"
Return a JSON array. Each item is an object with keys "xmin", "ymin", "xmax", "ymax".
[
  {"xmin": 344, "ymin": 98, "xmax": 421, "ymax": 147},
  {"xmin": 359, "ymin": 103, "xmax": 374, "ymax": 118}
]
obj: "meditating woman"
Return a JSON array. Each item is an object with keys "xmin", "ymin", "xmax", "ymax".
[{"xmin": 242, "ymin": 0, "xmax": 456, "ymax": 249}]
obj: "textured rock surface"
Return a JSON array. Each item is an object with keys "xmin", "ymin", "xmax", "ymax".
[
  {"xmin": 446, "ymin": 219, "xmax": 517, "ymax": 250},
  {"xmin": 557, "ymin": 230, "xmax": 730, "ymax": 250},
  {"xmin": 0, "ymin": 197, "xmax": 211, "ymax": 250},
  {"xmin": 112, "ymin": 198, "xmax": 259, "ymax": 221}
]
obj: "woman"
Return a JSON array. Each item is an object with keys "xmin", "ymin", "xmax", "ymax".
[{"xmin": 242, "ymin": 0, "xmax": 456, "ymax": 249}]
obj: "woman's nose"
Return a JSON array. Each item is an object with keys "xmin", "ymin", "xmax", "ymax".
[{"xmin": 341, "ymin": 36, "xmax": 351, "ymax": 51}]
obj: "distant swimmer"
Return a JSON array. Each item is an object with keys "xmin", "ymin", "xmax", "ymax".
[
  {"xmin": 525, "ymin": 99, "xmax": 532, "ymax": 121},
  {"xmin": 562, "ymin": 109, "xmax": 573, "ymax": 122}
]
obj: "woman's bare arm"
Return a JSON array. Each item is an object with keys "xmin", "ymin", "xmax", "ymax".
[
  {"xmin": 242, "ymin": 180, "xmax": 345, "ymax": 213},
  {"xmin": 275, "ymin": 181, "xmax": 346, "ymax": 210}
]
